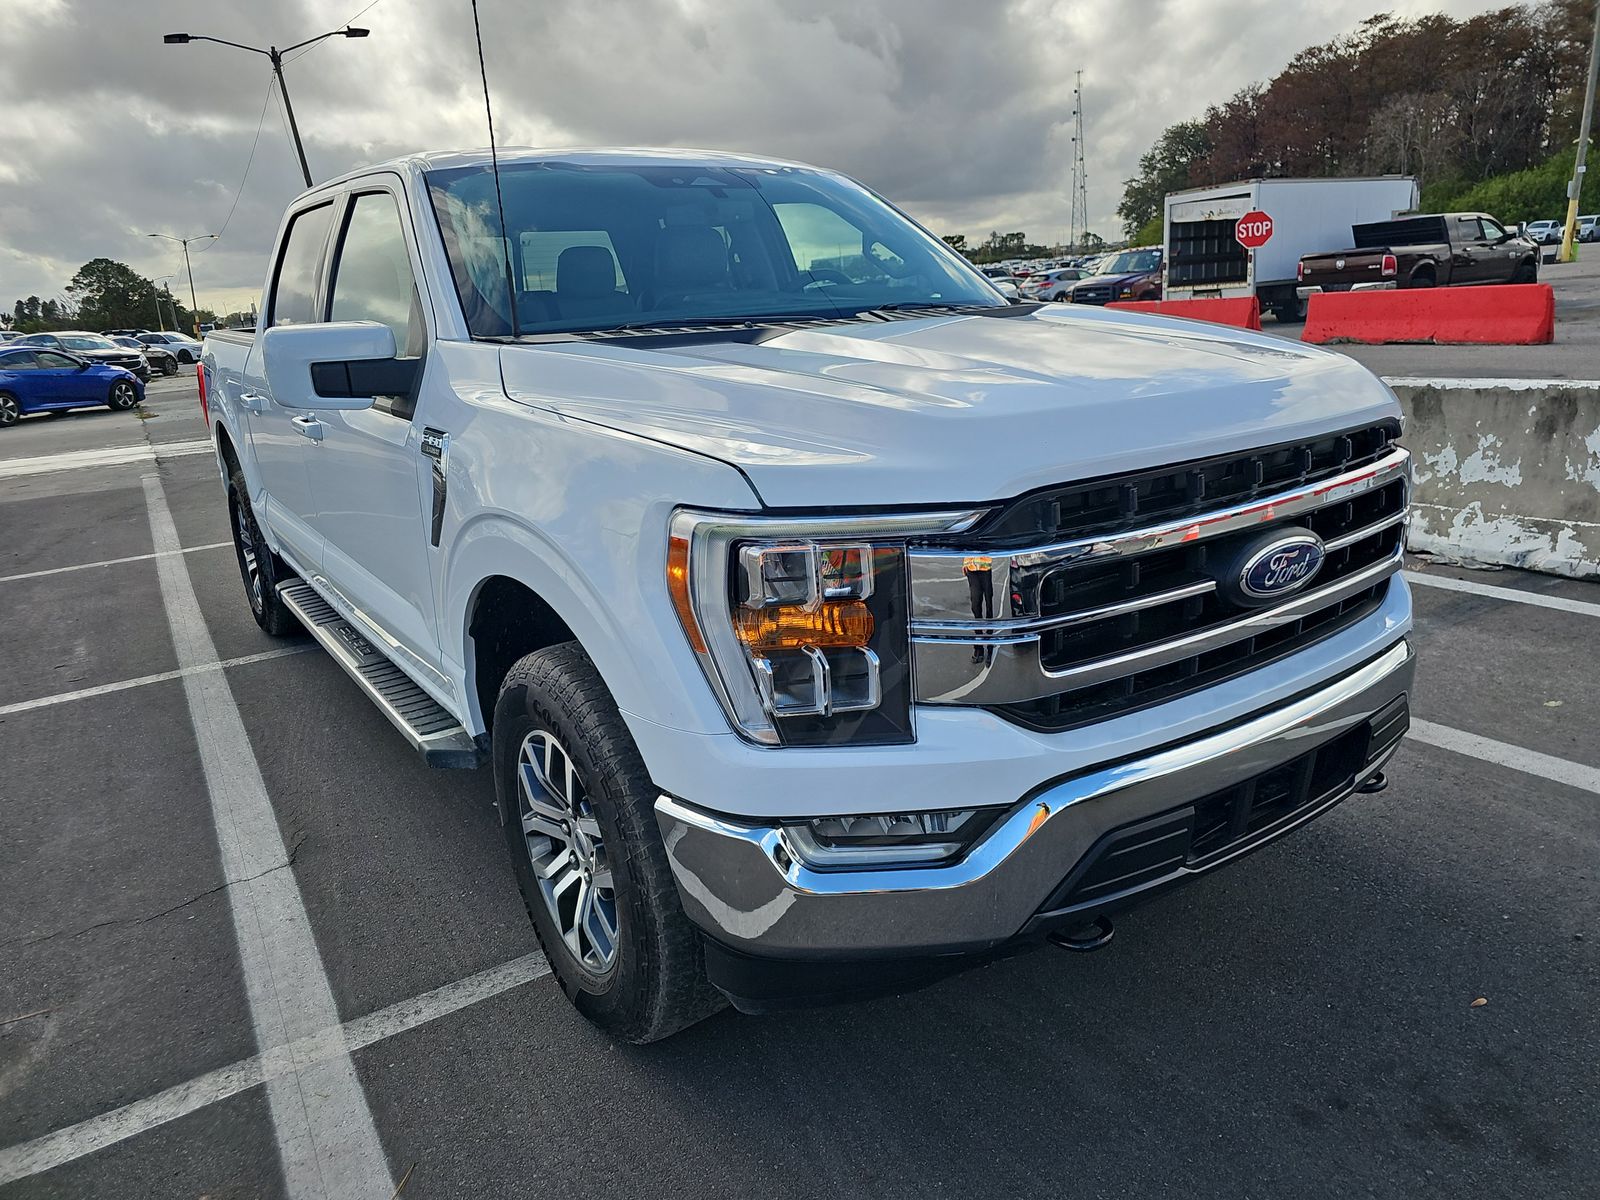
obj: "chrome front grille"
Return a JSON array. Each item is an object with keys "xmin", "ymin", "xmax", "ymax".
[{"xmin": 908, "ymin": 434, "xmax": 1409, "ymax": 727}]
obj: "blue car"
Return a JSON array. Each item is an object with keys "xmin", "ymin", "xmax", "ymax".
[{"xmin": 0, "ymin": 345, "xmax": 144, "ymax": 427}]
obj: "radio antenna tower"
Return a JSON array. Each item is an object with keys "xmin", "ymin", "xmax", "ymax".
[{"xmin": 1068, "ymin": 72, "xmax": 1089, "ymax": 250}]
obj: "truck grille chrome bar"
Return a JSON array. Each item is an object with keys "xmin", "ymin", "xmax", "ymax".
[{"xmin": 909, "ymin": 435, "xmax": 1409, "ymax": 726}]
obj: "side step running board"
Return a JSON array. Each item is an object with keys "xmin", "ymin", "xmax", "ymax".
[{"xmin": 277, "ymin": 580, "xmax": 483, "ymax": 768}]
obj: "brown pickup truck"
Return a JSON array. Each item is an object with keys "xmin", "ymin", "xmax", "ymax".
[{"xmin": 1297, "ymin": 213, "xmax": 1539, "ymax": 297}]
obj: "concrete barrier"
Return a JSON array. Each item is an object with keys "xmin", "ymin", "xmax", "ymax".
[
  {"xmin": 1105, "ymin": 296, "xmax": 1262, "ymax": 330},
  {"xmin": 1384, "ymin": 377, "xmax": 1600, "ymax": 578},
  {"xmin": 1306, "ymin": 284, "xmax": 1555, "ymax": 345}
]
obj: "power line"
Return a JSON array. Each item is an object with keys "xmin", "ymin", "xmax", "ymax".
[
  {"xmin": 196, "ymin": 72, "xmax": 276, "ymax": 253},
  {"xmin": 284, "ymin": 0, "xmax": 386, "ymax": 63}
]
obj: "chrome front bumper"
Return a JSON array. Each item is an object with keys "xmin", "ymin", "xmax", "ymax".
[{"xmin": 655, "ymin": 639, "xmax": 1414, "ymax": 959}]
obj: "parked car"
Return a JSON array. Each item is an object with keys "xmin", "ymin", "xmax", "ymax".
[
  {"xmin": 979, "ymin": 265, "xmax": 1021, "ymax": 300},
  {"xmin": 205, "ymin": 146, "xmax": 1413, "ymax": 1042},
  {"xmin": 0, "ymin": 329, "xmax": 24, "ymax": 344},
  {"xmin": 0, "ymin": 345, "xmax": 144, "ymax": 426},
  {"xmin": 1022, "ymin": 267, "xmax": 1088, "ymax": 301},
  {"xmin": 137, "ymin": 330, "xmax": 205, "ymax": 364},
  {"xmin": 1579, "ymin": 215, "xmax": 1599, "ymax": 243},
  {"xmin": 111, "ymin": 334, "xmax": 179, "ymax": 375},
  {"xmin": 1524, "ymin": 219, "xmax": 1563, "ymax": 245},
  {"xmin": 1065, "ymin": 247, "xmax": 1163, "ymax": 304},
  {"xmin": 1297, "ymin": 212, "xmax": 1538, "ymax": 295},
  {"xmin": 14, "ymin": 330, "xmax": 149, "ymax": 380}
]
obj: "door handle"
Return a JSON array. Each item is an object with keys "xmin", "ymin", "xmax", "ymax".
[
  {"xmin": 239, "ymin": 392, "xmax": 268, "ymax": 413},
  {"xmin": 292, "ymin": 414, "xmax": 324, "ymax": 442}
]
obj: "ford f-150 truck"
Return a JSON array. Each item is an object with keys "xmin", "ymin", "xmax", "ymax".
[
  {"xmin": 1297, "ymin": 212, "xmax": 1539, "ymax": 297},
  {"xmin": 203, "ymin": 148, "xmax": 1415, "ymax": 1043}
]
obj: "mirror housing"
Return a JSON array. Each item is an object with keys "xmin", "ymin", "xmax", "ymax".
[{"xmin": 260, "ymin": 321, "xmax": 407, "ymax": 411}]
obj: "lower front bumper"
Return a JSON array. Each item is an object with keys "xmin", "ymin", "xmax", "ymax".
[{"xmin": 655, "ymin": 639, "xmax": 1413, "ymax": 963}]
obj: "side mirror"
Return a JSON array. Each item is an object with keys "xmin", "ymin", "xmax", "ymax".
[{"xmin": 260, "ymin": 321, "xmax": 409, "ymax": 411}]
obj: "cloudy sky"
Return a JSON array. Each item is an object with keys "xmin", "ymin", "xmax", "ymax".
[{"xmin": 1, "ymin": 0, "xmax": 1512, "ymax": 316}]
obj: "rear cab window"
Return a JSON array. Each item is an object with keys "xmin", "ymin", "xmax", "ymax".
[{"xmin": 270, "ymin": 202, "xmax": 336, "ymax": 326}]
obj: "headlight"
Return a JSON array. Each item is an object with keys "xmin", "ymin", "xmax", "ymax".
[{"xmin": 668, "ymin": 508, "xmax": 982, "ymax": 746}]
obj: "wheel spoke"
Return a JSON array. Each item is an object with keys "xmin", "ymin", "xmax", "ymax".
[
  {"xmin": 521, "ymin": 809, "xmax": 565, "ymax": 839},
  {"xmin": 548, "ymin": 862, "xmax": 583, "ymax": 898},
  {"xmin": 576, "ymin": 815, "xmax": 602, "ymax": 839},
  {"xmin": 518, "ymin": 763, "xmax": 566, "ymax": 820},
  {"xmin": 532, "ymin": 845, "xmax": 575, "ymax": 881}
]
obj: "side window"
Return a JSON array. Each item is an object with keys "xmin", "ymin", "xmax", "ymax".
[
  {"xmin": 1481, "ymin": 217, "xmax": 1507, "ymax": 241},
  {"xmin": 35, "ymin": 352, "xmax": 77, "ymax": 369},
  {"xmin": 328, "ymin": 191, "xmax": 426, "ymax": 357},
  {"xmin": 270, "ymin": 202, "xmax": 335, "ymax": 327},
  {"xmin": 0, "ymin": 351, "xmax": 39, "ymax": 370}
]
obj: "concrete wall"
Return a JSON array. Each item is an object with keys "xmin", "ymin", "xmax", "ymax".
[{"xmin": 1385, "ymin": 377, "xmax": 1600, "ymax": 579}]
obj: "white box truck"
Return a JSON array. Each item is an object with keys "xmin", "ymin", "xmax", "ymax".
[{"xmin": 1163, "ymin": 176, "xmax": 1419, "ymax": 323}]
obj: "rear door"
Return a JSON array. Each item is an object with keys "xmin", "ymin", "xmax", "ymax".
[
  {"xmin": 247, "ymin": 200, "xmax": 336, "ymax": 575},
  {"xmin": 305, "ymin": 180, "xmax": 444, "ymax": 684}
]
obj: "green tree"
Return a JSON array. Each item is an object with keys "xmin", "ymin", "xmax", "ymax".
[
  {"xmin": 1133, "ymin": 216, "xmax": 1163, "ymax": 248},
  {"xmin": 941, "ymin": 234, "xmax": 968, "ymax": 253},
  {"xmin": 65, "ymin": 258, "xmax": 163, "ymax": 331},
  {"xmin": 1117, "ymin": 121, "xmax": 1212, "ymax": 238}
]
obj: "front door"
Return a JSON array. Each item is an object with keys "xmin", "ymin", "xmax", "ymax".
[
  {"xmin": 31, "ymin": 351, "xmax": 91, "ymax": 406},
  {"xmin": 246, "ymin": 200, "xmax": 337, "ymax": 576},
  {"xmin": 305, "ymin": 184, "xmax": 444, "ymax": 685}
]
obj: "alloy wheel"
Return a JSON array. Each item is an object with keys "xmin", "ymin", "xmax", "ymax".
[
  {"xmin": 111, "ymin": 381, "xmax": 137, "ymax": 408},
  {"xmin": 517, "ymin": 728, "xmax": 619, "ymax": 974},
  {"xmin": 0, "ymin": 395, "xmax": 17, "ymax": 426},
  {"xmin": 234, "ymin": 498, "xmax": 263, "ymax": 613}
]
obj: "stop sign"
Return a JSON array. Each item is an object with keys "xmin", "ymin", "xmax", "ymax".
[{"xmin": 1236, "ymin": 211, "xmax": 1274, "ymax": 249}]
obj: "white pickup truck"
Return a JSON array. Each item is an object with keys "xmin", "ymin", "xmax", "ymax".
[{"xmin": 202, "ymin": 148, "xmax": 1415, "ymax": 1042}]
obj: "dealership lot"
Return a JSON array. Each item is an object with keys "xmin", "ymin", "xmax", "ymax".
[{"xmin": 1, "ymin": 370, "xmax": 1598, "ymax": 1198}]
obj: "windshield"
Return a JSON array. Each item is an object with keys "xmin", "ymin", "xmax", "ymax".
[
  {"xmin": 59, "ymin": 334, "xmax": 116, "ymax": 351},
  {"xmin": 1093, "ymin": 250, "xmax": 1162, "ymax": 277},
  {"xmin": 425, "ymin": 161, "xmax": 1003, "ymax": 337}
]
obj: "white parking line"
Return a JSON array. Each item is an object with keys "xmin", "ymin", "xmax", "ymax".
[
  {"xmin": 0, "ymin": 954, "xmax": 549, "ymax": 1187},
  {"xmin": 1403, "ymin": 570, "xmax": 1600, "ymax": 618},
  {"xmin": 140, "ymin": 474, "xmax": 394, "ymax": 1200},
  {"xmin": 0, "ymin": 438, "xmax": 213, "ymax": 480},
  {"xmin": 0, "ymin": 541, "xmax": 231, "ymax": 586},
  {"xmin": 0, "ymin": 646, "xmax": 314, "ymax": 718},
  {"xmin": 1409, "ymin": 719, "xmax": 1600, "ymax": 796}
]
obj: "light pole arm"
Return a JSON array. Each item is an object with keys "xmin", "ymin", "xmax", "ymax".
[{"xmin": 183, "ymin": 34, "xmax": 269, "ymax": 56}]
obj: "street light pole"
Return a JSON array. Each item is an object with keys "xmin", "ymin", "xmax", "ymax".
[
  {"xmin": 162, "ymin": 26, "xmax": 369, "ymax": 190},
  {"xmin": 1558, "ymin": 0, "xmax": 1600, "ymax": 263},
  {"xmin": 151, "ymin": 275, "xmax": 176, "ymax": 331},
  {"xmin": 147, "ymin": 234, "xmax": 218, "ymax": 337}
]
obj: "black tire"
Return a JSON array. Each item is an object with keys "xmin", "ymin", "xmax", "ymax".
[
  {"xmin": 1513, "ymin": 258, "xmax": 1538, "ymax": 284},
  {"xmin": 107, "ymin": 379, "xmax": 139, "ymax": 410},
  {"xmin": 226, "ymin": 465, "xmax": 299, "ymax": 636},
  {"xmin": 0, "ymin": 391, "xmax": 18, "ymax": 427},
  {"xmin": 178, "ymin": 349, "xmax": 196, "ymax": 364},
  {"xmin": 493, "ymin": 643, "xmax": 725, "ymax": 1043},
  {"xmin": 161, "ymin": 357, "xmax": 179, "ymax": 376},
  {"xmin": 1408, "ymin": 270, "xmax": 1436, "ymax": 289},
  {"xmin": 1271, "ymin": 295, "xmax": 1308, "ymax": 324}
]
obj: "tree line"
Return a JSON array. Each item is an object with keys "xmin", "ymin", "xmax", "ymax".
[
  {"xmin": 4, "ymin": 258, "xmax": 224, "ymax": 334},
  {"xmin": 1118, "ymin": 0, "xmax": 1598, "ymax": 239}
]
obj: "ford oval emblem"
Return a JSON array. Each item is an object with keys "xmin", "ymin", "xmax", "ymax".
[{"xmin": 1240, "ymin": 533, "xmax": 1326, "ymax": 602}]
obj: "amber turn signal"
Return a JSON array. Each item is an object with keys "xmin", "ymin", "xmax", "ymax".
[{"xmin": 733, "ymin": 600, "xmax": 874, "ymax": 651}]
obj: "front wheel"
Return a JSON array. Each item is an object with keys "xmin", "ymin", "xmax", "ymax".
[
  {"xmin": 493, "ymin": 642, "xmax": 725, "ymax": 1043},
  {"xmin": 107, "ymin": 379, "xmax": 139, "ymax": 410},
  {"xmin": 0, "ymin": 392, "xmax": 19, "ymax": 427},
  {"xmin": 177, "ymin": 349, "xmax": 196, "ymax": 364},
  {"xmin": 1513, "ymin": 258, "xmax": 1538, "ymax": 284},
  {"xmin": 227, "ymin": 466, "xmax": 299, "ymax": 636},
  {"xmin": 161, "ymin": 358, "xmax": 179, "ymax": 376}
]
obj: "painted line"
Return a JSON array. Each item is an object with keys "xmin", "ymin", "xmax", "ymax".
[
  {"xmin": 0, "ymin": 438, "xmax": 212, "ymax": 480},
  {"xmin": 0, "ymin": 954, "xmax": 549, "ymax": 1187},
  {"xmin": 0, "ymin": 541, "xmax": 231, "ymax": 586},
  {"xmin": 1404, "ymin": 570, "xmax": 1600, "ymax": 618},
  {"xmin": 139, "ymin": 473, "xmax": 394, "ymax": 1200},
  {"xmin": 0, "ymin": 645, "xmax": 314, "ymax": 718},
  {"xmin": 1409, "ymin": 719, "xmax": 1600, "ymax": 797},
  {"xmin": 1382, "ymin": 376, "xmax": 1600, "ymax": 390}
]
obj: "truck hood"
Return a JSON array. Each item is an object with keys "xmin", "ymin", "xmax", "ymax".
[
  {"xmin": 497, "ymin": 306, "xmax": 1398, "ymax": 510},
  {"xmin": 1073, "ymin": 271, "xmax": 1152, "ymax": 289}
]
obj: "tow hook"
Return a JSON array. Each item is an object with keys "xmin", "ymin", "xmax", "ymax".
[
  {"xmin": 1047, "ymin": 915, "xmax": 1114, "ymax": 953},
  {"xmin": 1356, "ymin": 771, "xmax": 1389, "ymax": 796}
]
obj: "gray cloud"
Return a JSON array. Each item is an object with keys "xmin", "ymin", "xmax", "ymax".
[{"xmin": 0, "ymin": 0, "xmax": 1511, "ymax": 314}]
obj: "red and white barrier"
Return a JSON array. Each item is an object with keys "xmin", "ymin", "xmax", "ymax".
[
  {"xmin": 1104, "ymin": 296, "xmax": 1262, "ymax": 331},
  {"xmin": 1301, "ymin": 284, "xmax": 1554, "ymax": 345}
]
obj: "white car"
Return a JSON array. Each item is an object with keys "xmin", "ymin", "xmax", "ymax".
[
  {"xmin": 1022, "ymin": 267, "xmax": 1088, "ymax": 301},
  {"xmin": 1524, "ymin": 219, "xmax": 1562, "ymax": 245},
  {"xmin": 204, "ymin": 146, "xmax": 1414, "ymax": 1041},
  {"xmin": 137, "ymin": 330, "xmax": 205, "ymax": 363}
]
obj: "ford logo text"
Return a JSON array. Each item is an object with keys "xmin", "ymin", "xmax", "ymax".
[{"xmin": 1240, "ymin": 535, "xmax": 1325, "ymax": 601}]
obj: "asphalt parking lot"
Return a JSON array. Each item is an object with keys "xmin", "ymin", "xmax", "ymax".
[{"xmin": 2, "ymin": 367, "xmax": 1598, "ymax": 1199}]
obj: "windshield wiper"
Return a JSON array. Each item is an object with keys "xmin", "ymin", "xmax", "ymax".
[{"xmin": 852, "ymin": 302, "xmax": 1004, "ymax": 319}]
